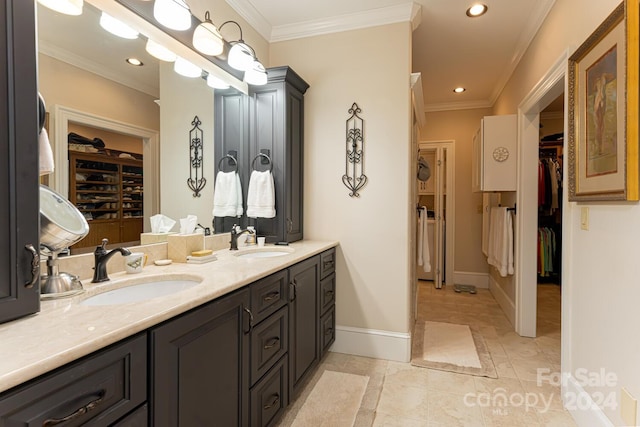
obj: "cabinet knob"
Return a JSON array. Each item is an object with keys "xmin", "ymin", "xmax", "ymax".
[{"xmin": 24, "ymin": 244, "xmax": 39, "ymax": 289}]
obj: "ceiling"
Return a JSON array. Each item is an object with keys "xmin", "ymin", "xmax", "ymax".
[{"xmin": 225, "ymin": 0, "xmax": 557, "ymax": 112}]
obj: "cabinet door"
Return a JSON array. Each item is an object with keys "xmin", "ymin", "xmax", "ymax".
[
  {"xmin": 288, "ymin": 256, "xmax": 320, "ymax": 397},
  {"xmin": 284, "ymin": 88, "xmax": 304, "ymax": 242},
  {"xmin": 0, "ymin": 0, "xmax": 40, "ymax": 324},
  {"xmin": 151, "ymin": 289, "xmax": 250, "ymax": 427}
]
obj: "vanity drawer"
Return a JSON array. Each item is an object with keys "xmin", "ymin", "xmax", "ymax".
[
  {"xmin": 251, "ymin": 270, "xmax": 288, "ymax": 324},
  {"xmin": 251, "ymin": 306, "xmax": 288, "ymax": 386},
  {"xmin": 320, "ymin": 248, "xmax": 336, "ymax": 279},
  {"xmin": 0, "ymin": 334, "xmax": 147, "ymax": 426},
  {"xmin": 320, "ymin": 306, "xmax": 336, "ymax": 357},
  {"xmin": 320, "ymin": 272, "xmax": 336, "ymax": 314},
  {"xmin": 250, "ymin": 355, "xmax": 288, "ymax": 427}
]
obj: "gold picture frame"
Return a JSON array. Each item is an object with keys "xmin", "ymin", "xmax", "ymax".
[{"xmin": 568, "ymin": 0, "xmax": 639, "ymax": 201}]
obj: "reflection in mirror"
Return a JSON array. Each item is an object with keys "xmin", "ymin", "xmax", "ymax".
[{"xmin": 36, "ymin": 1, "xmax": 242, "ymax": 254}]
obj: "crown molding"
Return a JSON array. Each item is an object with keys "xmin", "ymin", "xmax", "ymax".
[
  {"xmin": 488, "ymin": 0, "xmax": 556, "ymax": 105},
  {"xmin": 424, "ymin": 99, "xmax": 493, "ymax": 113},
  {"xmin": 224, "ymin": 0, "xmax": 273, "ymax": 41},
  {"xmin": 38, "ymin": 40, "xmax": 159, "ymax": 98}
]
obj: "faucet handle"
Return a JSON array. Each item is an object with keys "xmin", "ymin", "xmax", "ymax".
[{"xmin": 101, "ymin": 238, "xmax": 109, "ymax": 250}]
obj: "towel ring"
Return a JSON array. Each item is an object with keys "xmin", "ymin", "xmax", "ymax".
[
  {"xmin": 217, "ymin": 154, "xmax": 238, "ymax": 173},
  {"xmin": 251, "ymin": 153, "xmax": 273, "ymax": 172}
]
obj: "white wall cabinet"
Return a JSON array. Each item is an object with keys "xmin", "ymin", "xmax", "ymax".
[{"xmin": 472, "ymin": 115, "xmax": 516, "ymax": 192}]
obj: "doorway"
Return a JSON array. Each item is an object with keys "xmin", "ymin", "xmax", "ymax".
[{"xmin": 416, "ymin": 141, "xmax": 455, "ymax": 292}]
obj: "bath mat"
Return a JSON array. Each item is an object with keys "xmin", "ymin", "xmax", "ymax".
[
  {"xmin": 291, "ymin": 370, "xmax": 369, "ymax": 426},
  {"xmin": 411, "ymin": 321, "xmax": 497, "ymax": 378}
]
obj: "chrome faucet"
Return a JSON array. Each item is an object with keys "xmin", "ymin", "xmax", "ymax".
[
  {"xmin": 229, "ymin": 225, "xmax": 255, "ymax": 250},
  {"xmin": 92, "ymin": 238, "xmax": 131, "ymax": 283}
]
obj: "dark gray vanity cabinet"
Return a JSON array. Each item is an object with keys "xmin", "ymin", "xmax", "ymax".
[
  {"xmin": 150, "ymin": 288, "xmax": 251, "ymax": 427},
  {"xmin": 0, "ymin": 334, "xmax": 147, "ymax": 426},
  {"xmin": 214, "ymin": 67, "xmax": 309, "ymax": 243},
  {"xmin": 0, "ymin": 0, "xmax": 41, "ymax": 324},
  {"xmin": 288, "ymin": 255, "xmax": 321, "ymax": 397},
  {"xmin": 319, "ymin": 248, "xmax": 337, "ymax": 357}
]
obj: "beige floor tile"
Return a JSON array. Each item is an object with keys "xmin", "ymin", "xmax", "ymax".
[
  {"xmin": 376, "ymin": 382, "xmax": 429, "ymax": 420},
  {"xmin": 354, "ymin": 409, "xmax": 376, "ymax": 427},
  {"xmin": 373, "ymin": 413, "xmax": 428, "ymax": 426},
  {"xmin": 427, "ymin": 391, "xmax": 485, "ymax": 426},
  {"xmin": 344, "ymin": 355, "xmax": 389, "ymax": 376},
  {"xmin": 510, "ymin": 357, "xmax": 556, "ymax": 382},
  {"xmin": 473, "ymin": 376, "xmax": 525, "ymax": 397},
  {"xmin": 534, "ymin": 408, "xmax": 578, "ymax": 426},
  {"xmin": 481, "ymin": 405, "xmax": 541, "ymax": 427},
  {"xmin": 385, "ymin": 361, "xmax": 430, "ymax": 389},
  {"xmin": 489, "ymin": 355, "xmax": 518, "ymax": 379},
  {"xmin": 520, "ymin": 380, "xmax": 564, "ymax": 412},
  {"xmin": 426, "ymin": 369, "xmax": 477, "ymax": 395}
]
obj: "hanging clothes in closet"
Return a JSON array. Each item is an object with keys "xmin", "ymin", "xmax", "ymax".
[
  {"xmin": 538, "ymin": 227, "xmax": 556, "ymax": 277},
  {"xmin": 538, "ymin": 155, "xmax": 562, "ymax": 214},
  {"xmin": 538, "ymin": 144, "xmax": 563, "ymax": 283}
]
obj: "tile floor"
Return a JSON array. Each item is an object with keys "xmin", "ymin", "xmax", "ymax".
[{"xmin": 277, "ymin": 281, "xmax": 577, "ymax": 426}]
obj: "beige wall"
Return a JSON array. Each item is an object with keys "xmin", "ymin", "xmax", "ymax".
[
  {"xmin": 38, "ymin": 53, "xmax": 159, "ymax": 131},
  {"xmin": 270, "ymin": 23, "xmax": 413, "ymax": 335},
  {"xmin": 159, "ymin": 62, "xmax": 215, "ymax": 229},
  {"xmin": 421, "ymin": 108, "xmax": 493, "ymax": 275},
  {"xmin": 495, "ymin": 0, "xmax": 638, "ymax": 424}
]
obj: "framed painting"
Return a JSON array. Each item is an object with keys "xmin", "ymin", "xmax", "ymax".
[{"xmin": 568, "ymin": 0, "xmax": 639, "ymax": 201}]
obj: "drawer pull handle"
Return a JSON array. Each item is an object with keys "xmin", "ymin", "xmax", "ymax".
[
  {"xmin": 263, "ymin": 393, "xmax": 280, "ymax": 410},
  {"xmin": 243, "ymin": 307, "xmax": 254, "ymax": 334},
  {"xmin": 325, "ymin": 327, "xmax": 334, "ymax": 336},
  {"xmin": 264, "ymin": 337, "xmax": 280, "ymax": 349},
  {"xmin": 263, "ymin": 291, "xmax": 280, "ymax": 302},
  {"xmin": 323, "ymin": 260, "xmax": 334, "ymax": 269},
  {"xmin": 42, "ymin": 390, "xmax": 105, "ymax": 426},
  {"xmin": 325, "ymin": 290, "xmax": 334, "ymax": 298},
  {"xmin": 24, "ymin": 244, "xmax": 39, "ymax": 288},
  {"xmin": 289, "ymin": 280, "xmax": 297, "ymax": 301}
]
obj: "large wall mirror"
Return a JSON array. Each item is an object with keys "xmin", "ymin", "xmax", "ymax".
[{"xmin": 37, "ymin": 0, "xmax": 244, "ymax": 253}]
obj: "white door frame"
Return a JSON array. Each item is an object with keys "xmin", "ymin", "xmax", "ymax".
[
  {"xmin": 50, "ymin": 105, "xmax": 160, "ymax": 231},
  {"xmin": 418, "ymin": 140, "xmax": 455, "ymax": 288},
  {"xmin": 515, "ymin": 51, "xmax": 570, "ymax": 376}
]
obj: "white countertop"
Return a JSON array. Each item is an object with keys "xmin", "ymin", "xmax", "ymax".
[{"xmin": 0, "ymin": 240, "xmax": 337, "ymax": 394}]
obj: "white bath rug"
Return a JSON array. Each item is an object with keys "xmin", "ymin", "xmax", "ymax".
[
  {"xmin": 412, "ymin": 321, "xmax": 497, "ymax": 378},
  {"xmin": 291, "ymin": 370, "xmax": 369, "ymax": 427}
]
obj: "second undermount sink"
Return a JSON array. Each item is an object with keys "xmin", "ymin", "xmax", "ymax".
[
  {"xmin": 233, "ymin": 247, "xmax": 294, "ymax": 259},
  {"xmin": 81, "ymin": 277, "xmax": 201, "ymax": 306}
]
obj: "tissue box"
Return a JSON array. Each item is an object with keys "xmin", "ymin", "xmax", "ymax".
[
  {"xmin": 167, "ymin": 233, "xmax": 204, "ymax": 263},
  {"xmin": 140, "ymin": 232, "xmax": 178, "ymax": 245}
]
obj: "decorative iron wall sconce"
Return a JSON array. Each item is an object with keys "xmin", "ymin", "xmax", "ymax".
[
  {"xmin": 187, "ymin": 116, "xmax": 206, "ymax": 197},
  {"xmin": 342, "ymin": 102, "xmax": 367, "ymax": 197}
]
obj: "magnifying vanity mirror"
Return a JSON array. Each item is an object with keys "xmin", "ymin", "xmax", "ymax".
[{"xmin": 37, "ymin": 0, "xmax": 244, "ymax": 254}]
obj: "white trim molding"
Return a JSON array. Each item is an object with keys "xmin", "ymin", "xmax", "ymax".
[
  {"xmin": 564, "ymin": 374, "xmax": 614, "ymax": 427},
  {"xmin": 452, "ymin": 271, "xmax": 489, "ymax": 289},
  {"xmin": 488, "ymin": 274, "xmax": 516, "ymax": 326},
  {"xmin": 331, "ymin": 325, "xmax": 411, "ymax": 362}
]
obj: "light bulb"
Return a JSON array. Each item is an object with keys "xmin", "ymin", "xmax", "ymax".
[
  {"xmin": 207, "ymin": 74, "xmax": 230, "ymax": 89},
  {"xmin": 193, "ymin": 15, "xmax": 224, "ymax": 56},
  {"xmin": 174, "ymin": 57, "xmax": 201, "ymax": 78},
  {"xmin": 100, "ymin": 12, "xmax": 139, "ymax": 39},
  {"xmin": 37, "ymin": 0, "xmax": 83, "ymax": 16},
  {"xmin": 145, "ymin": 39, "xmax": 177, "ymax": 62},
  {"xmin": 228, "ymin": 42, "xmax": 254, "ymax": 71},
  {"xmin": 244, "ymin": 60, "xmax": 267, "ymax": 86},
  {"xmin": 153, "ymin": 0, "xmax": 191, "ymax": 31}
]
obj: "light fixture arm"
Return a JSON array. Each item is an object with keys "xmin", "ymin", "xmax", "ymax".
[{"xmin": 219, "ymin": 20, "xmax": 244, "ymax": 43}]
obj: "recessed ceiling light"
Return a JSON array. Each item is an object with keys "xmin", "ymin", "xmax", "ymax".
[
  {"xmin": 466, "ymin": 3, "xmax": 488, "ymax": 17},
  {"xmin": 126, "ymin": 58, "xmax": 143, "ymax": 66},
  {"xmin": 453, "ymin": 87, "xmax": 466, "ymax": 93}
]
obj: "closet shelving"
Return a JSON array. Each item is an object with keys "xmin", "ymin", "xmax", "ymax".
[{"xmin": 69, "ymin": 150, "xmax": 143, "ymax": 249}]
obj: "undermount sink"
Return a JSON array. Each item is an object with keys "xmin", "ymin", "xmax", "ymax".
[
  {"xmin": 233, "ymin": 247, "xmax": 294, "ymax": 259},
  {"xmin": 81, "ymin": 277, "xmax": 201, "ymax": 306}
]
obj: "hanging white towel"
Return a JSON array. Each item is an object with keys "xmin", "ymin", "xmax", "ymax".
[
  {"xmin": 246, "ymin": 170, "xmax": 276, "ymax": 218},
  {"xmin": 487, "ymin": 207, "xmax": 514, "ymax": 277},
  {"xmin": 39, "ymin": 128, "xmax": 54, "ymax": 176},
  {"xmin": 417, "ymin": 207, "xmax": 431, "ymax": 272},
  {"xmin": 212, "ymin": 171, "xmax": 243, "ymax": 217}
]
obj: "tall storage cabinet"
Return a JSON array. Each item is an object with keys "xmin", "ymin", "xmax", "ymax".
[
  {"xmin": 472, "ymin": 114, "xmax": 517, "ymax": 192},
  {"xmin": 0, "ymin": 0, "xmax": 40, "ymax": 324},
  {"xmin": 214, "ymin": 66, "xmax": 309, "ymax": 243}
]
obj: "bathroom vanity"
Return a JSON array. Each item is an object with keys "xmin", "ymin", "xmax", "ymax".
[{"xmin": 0, "ymin": 242, "xmax": 336, "ymax": 426}]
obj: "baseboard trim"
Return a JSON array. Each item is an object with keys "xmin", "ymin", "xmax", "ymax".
[
  {"xmin": 488, "ymin": 275, "xmax": 516, "ymax": 326},
  {"xmin": 564, "ymin": 374, "xmax": 614, "ymax": 427},
  {"xmin": 453, "ymin": 271, "xmax": 489, "ymax": 288},
  {"xmin": 331, "ymin": 325, "xmax": 411, "ymax": 362}
]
